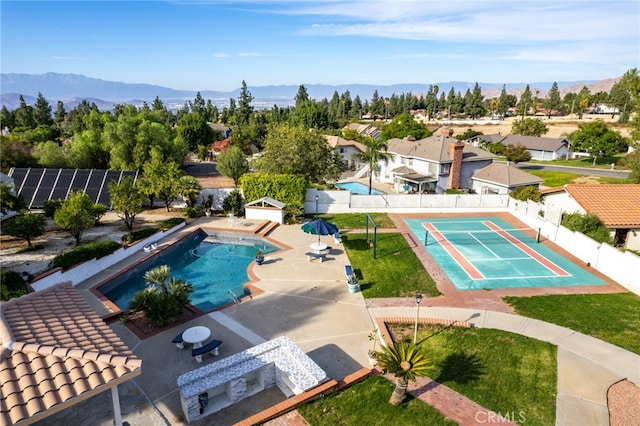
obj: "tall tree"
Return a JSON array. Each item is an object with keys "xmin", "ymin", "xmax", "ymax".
[
  {"xmin": 253, "ymin": 123, "xmax": 341, "ymax": 183},
  {"xmin": 357, "ymin": 137, "xmax": 394, "ymax": 195},
  {"xmin": 235, "ymin": 80, "xmax": 254, "ymax": 127},
  {"xmin": 518, "ymin": 85, "xmax": 533, "ymax": 118},
  {"xmin": 14, "ymin": 95, "xmax": 35, "ymax": 128},
  {"xmin": 569, "ymin": 120, "xmax": 628, "ymax": 159},
  {"xmin": 108, "ymin": 176, "xmax": 145, "ymax": 230},
  {"xmin": 294, "ymin": 85, "xmax": 310, "ymax": 107},
  {"xmin": 217, "ymin": 145, "xmax": 249, "ymax": 187},
  {"xmin": 545, "ymin": 82, "xmax": 563, "ymax": 118},
  {"xmin": 176, "ymin": 112, "xmax": 214, "ymax": 153},
  {"xmin": 33, "ymin": 92, "xmax": 53, "ymax": 126},
  {"xmin": 53, "ymin": 191, "xmax": 96, "ymax": 245},
  {"xmin": 577, "ymin": 86, "xmax": 592, "ymax": 120}
]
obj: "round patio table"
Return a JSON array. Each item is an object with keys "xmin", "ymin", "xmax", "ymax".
[
  {"xmin": 310, "ymin": 242, "xmax": 328, "ymax": 253},
  {"xmin": 182, "ymin": 326, "xmax": 211, "ymax": 349}
]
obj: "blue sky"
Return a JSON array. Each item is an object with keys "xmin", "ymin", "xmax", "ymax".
[{"xmin": 2, "ymin": 0, "xmax": 638, "ymax": 91}]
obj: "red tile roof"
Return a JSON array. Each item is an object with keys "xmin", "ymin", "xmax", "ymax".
[
  {"xmin": 564, "ymin": 184, "xmax": 640, "ymax": 227},
  {"xmin": 0, "ymin": 283, "xmax": 141, "ymax": 425}
]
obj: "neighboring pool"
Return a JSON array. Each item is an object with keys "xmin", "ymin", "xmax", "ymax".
[
  {"xmin": 99, "ymin": 229, "xmax": 281, "ymax": 312},
  {"xmin": 336, "ymin": 181, "xmax": 385, "ymax": 195}
]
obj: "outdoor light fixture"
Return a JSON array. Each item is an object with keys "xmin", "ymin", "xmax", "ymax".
[{"xmin": 414, "ymin": 293, "xmax": 423, "ymax": 344}]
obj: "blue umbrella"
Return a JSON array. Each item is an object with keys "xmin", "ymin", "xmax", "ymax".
[{"xmin": 301, "ymin": 219, "xmax": 339, "ymax": 243}]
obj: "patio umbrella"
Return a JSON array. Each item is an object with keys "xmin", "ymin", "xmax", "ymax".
[{"xmin": 301, "ymin": 218, "xmax": 339, "ymax": 243}]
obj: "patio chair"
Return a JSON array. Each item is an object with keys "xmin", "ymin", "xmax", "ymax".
[
  {"xmin": 172, "ymin": 332, "xmax": 185, "ymax": 349},
  {"xmin": 333, "ymin": 232, "xmax": 342, "ymax": 244}
]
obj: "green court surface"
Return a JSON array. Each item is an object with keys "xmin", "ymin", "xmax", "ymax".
[{"xmin": 404, "ymin": 217, "xmax": 606, "ymax": 290}]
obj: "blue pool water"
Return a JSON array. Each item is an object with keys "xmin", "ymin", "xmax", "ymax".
[
  {"xmin": 99, "ymin": 229, "xmax": 280, "ymax": 312},
  {"xmin": 336, "ymin": 182, "xmax": 385, "ymax": 195}
]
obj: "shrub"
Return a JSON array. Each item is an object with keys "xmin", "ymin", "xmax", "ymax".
[
  {"xmin": 158, "ymin": 217, "xmax": 185, "ymax": 230},
  {"xmin": 121, "ymin": 226, "xmax": 158, "ymax": 245},
  {"xmin": 43, "ymin": 199, "xmax": 63, "ymax": 217},
  {"xmin": 50, "ymin": 240, "xmax": 121, "ymax": 270},
  {"xmin": 222, "ymin": 189, "xmax": 245, "ymax": 217},
  {"xmin": 183, "ymin": 206, "xmax": 201, "ymax": 218},
  {"xmin": 561, "ymin": 212, "xmax": 613, "ymax": 244},
  {"xmin": 0, "ymin": 269, "xmax": 29, "ymax": 301},
  {"xmin": 509, "ymin": 186, "xmax": 541, "ymax": 202}
]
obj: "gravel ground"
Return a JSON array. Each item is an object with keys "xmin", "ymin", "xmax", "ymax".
[{"xmin": 608, "ymin": 379, "xmax": 640, "ymax": 426}]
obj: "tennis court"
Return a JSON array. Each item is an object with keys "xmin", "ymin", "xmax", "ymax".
[{"xmin": 404, "ymin": 216, "xmax": 606, "ymax": 290}]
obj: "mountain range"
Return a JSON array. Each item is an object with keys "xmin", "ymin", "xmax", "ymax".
[{"xmin": 0, "ymin": 72, "xmax": 620, "ymax": 111}]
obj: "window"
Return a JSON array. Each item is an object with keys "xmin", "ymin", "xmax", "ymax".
[{"xmin": 440, "ymin": 164, "xmax": 451, "ymax": 174}]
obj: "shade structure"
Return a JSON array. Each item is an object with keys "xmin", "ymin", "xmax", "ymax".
[{"xmin": 301, "ymin": 219, "xmax": 339, "ymax": 243}]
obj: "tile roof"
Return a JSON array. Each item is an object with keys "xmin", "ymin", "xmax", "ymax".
[
  {"xmin": 0, "ymin": 283, "xmax": 142, "ymax": 425},
  {"xmin": 343, "ymin": 123, "xmax": 381, "ymax": 139},
  {"xmin": 564, "ymin": 184, "xmax": 640, "ymax": 227},
  {"xmin": 472, "ymin": 162, "xmax": 544, "ymax": 187},
  {"xmin": 386, "ymin": 135, "xmax": 497, "ymax": 163}
]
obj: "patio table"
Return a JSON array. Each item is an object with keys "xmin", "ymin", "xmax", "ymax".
[
  {"xmin": 310, "ymin": 242, "xmax": 328, "ymax": 253},
  {"xmin": 182, "ymin": 326, "xmax": 211, "ymax": 349}
]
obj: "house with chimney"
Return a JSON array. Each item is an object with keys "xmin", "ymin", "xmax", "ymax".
[{"xmin": 376, "ymin": 128, "xmax": 497, "ymax": 194}]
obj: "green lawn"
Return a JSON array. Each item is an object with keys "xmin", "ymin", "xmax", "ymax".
[
  {"xmin": 503, "ymin": 293, "xmax": 640, "ymax": 354},
  {"xmin": 299, "ymin": 325, "xmax": 556, "ymax": 426},
  {"xmin": 298, "ymin": 375, "xmax": 456, "ymax": 426},
  {"xmin": 342, "ymin": 232, "xmax": 440, "ymax": 298},
  {"xmin": 316, "ymin": 212, "xmax": 397, "ymax": 230},
  {"xmin": 391, "ymin": 324, "xmax": 556, "ymax": 425},
  {"xmin": 526, "ymin": 170, "xmax": 581, "ymax": 186}
]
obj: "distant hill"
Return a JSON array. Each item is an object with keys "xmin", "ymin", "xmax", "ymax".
[{"xmin": 0, "ymin": 72, "xmax": 618, "ymax": 111}]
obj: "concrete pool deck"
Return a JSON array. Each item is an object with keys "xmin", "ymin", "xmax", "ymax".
[{"xmin": 38, "ymin": 213, "xmax": 639, "ymax": 425}]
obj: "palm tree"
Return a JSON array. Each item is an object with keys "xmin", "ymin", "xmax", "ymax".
[
  {"xmin": 143, "ymin": 264, "xmax": 171, "ymax": 293},
  {"xmin": 357, "ymin": 137, "xmax": 394, "ymax": 195},
  {"xmin": 130, "ymin": 265, "xmax": 194, "ymax": 327},
  {"xmin": 375, "ymin": 341, "xmax": 433, "ymax": 405}
]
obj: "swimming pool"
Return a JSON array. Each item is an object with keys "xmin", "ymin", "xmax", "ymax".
[
  {"xmin": 99, "ymin": 229, "xmax": 281, "ymax": 312},
  {"xmin": 404, "ymin": 216, "xmax": 605, "ymax": 290},
  {"xmin": 336, "ymin": 181, "xmax": 385, "ymax": 195}
]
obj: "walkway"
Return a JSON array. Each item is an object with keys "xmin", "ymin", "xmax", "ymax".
[{"xmin": 368, "ymin": 305, "xmax": 640, "ymax": 426}]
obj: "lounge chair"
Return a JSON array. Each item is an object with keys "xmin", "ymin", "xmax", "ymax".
[{"xmin": 333, "ymin": 232, "xmax": 342, "ymax": 244}]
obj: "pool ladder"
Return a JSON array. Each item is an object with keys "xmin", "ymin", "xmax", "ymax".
[{"xmin": 228, "ymin": 290, "xmax": 240, "ymax": 304}]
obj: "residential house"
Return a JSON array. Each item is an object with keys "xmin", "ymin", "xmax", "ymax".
[
  {"xmin": 211, "ymin": 137, "xmax": 232, "ymax": 157},
  {"xmin": 470, "ymin": 162, "xmax": 543, "ymax": 195},
  {"xmin": 470, "ymin": 134, "xmax": 570, "ymax": 161},
  {"xmin": 541, "ymin": 184, "xmax": 640, "ymax": 250},
  {"xmin": 343, "ymin": 123, "xmax": 381, "ymax": 140},
  {"xmin": 207, "ymin": 123, "xmax": 232, "ymax": 139},
  {"xmin": 500, "ymin": 135, "xmax": 570, "ymax": 161},
  {"xmin": 0, "ymin": 283, "xmax": 142, "ymax": 425},
  {"xmin": 376, "ymin": 128, "xmax": 497, "ymax": 194},
  {"xmin": 325, "ymin": 135, "xmax": 366, "ymax": 169}
]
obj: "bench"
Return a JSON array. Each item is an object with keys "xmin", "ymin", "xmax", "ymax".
[
  {"xmin": 344, "ymin": 264, "xmax": 353, "ymax": 278},
  {"xmin": 192, "ymin": 339, "xmax": 223, "ymax": 363},
  {"xmin": 305, "ymin": 252, "xmax": 326, "ymax": 262},
  {"xmin": 172, "ymin": 332, "xmax": 184, "ymax": 349}
]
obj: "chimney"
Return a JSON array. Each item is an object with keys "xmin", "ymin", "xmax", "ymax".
[
  {"xmin": 447, "ymin": 141, "xmax": 465, "ymax": 189},
  {"xmin": 440, "ymin": 127, "xmax": 454, "ymax": 137}
]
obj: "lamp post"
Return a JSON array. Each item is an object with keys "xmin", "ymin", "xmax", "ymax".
[
  {"xmin": 413, "ymin": 293, "xmax": 423, "ymax": 344},
  {"xmin": 315, "ymin": 195, "xmax": 319, "ymax": 219}
]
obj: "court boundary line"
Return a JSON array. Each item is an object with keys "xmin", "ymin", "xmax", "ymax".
[
  {"xmin": 482, "ymin": 221, "xmax": 571, "ymax": 277},
  {"xmin": 422, "ymin": 223, "xmax": 485, "ymax": 280}
]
